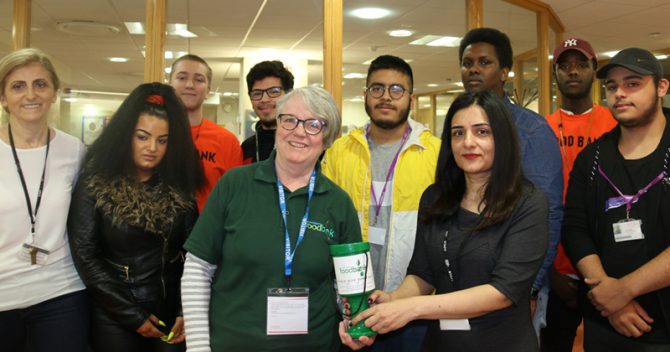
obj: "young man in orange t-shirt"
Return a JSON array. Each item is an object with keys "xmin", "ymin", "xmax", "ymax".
[
  {"xmin": 542, "ymin": 38, "xmax": 617, "ymax": 351},
  {"xmin": 170, "ymin": 55, "xmax": 243, "ymax": 212}
]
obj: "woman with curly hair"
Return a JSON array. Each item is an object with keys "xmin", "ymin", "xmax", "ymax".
[{"xmin": 68, "ymin": 82, "xmax": 202, "ymax": 352}]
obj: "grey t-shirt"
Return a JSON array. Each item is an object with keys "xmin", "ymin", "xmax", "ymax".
[{"xmin": 368, "ymin": 137, "xmax": 403, "ymax": 291}]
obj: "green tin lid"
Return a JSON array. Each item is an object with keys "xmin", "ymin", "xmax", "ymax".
[{"xmin": 329, "ymin": 241, "xmax": 369, "ymax": 256}]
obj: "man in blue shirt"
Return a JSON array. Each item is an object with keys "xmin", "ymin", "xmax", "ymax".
[{"xmin": 458, "ymin": 27, "xmax": 563, "ymax": 335}]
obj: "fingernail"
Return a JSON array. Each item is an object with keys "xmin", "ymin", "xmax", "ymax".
[
  {"xmin": 167, "ymin": 331, "xmax": 174, "ymax": 341},
  {"xmin": 158, "ymin": 320, "xmax": 166, "ymax": 327}
]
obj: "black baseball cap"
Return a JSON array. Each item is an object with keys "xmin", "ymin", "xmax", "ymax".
[{"xmin": 596, "ymin": 48, "xmax": 663, "ymax": 79}]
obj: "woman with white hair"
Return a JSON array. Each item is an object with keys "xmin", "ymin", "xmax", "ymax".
[{"xmin": 182, "ymin": 86, "xmax": 362, "ymax": 351}]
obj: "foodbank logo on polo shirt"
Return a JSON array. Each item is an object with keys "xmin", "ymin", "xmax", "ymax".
[{"xmin": 307, "ymin": 220, "xmax": 335, "ymax": 238}]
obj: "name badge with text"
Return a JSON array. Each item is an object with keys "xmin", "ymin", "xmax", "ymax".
[
  {"xmin": 439, "ymin": 318, "xmax": 471, "ymax": 331},
  {"xmin": 267, "ymin": 287, "xmax": 309, "ymax": 335},
  {"xmin": 612, "ymin": 219, "xmax": 644, "ymax": 242}
]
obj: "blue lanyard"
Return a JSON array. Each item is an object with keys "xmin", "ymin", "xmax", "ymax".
[{"xmin": 277, "ymin": 169, "xmax": 316, "ymax": 282}]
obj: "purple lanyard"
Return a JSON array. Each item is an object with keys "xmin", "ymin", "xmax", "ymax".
[
  {"xmin": 598, "ymin": 165, "xmax": 665, "ymax": 217},
  {"xmin": 367, "ymin": 126, "xmax": 410, "ymax": 220}
]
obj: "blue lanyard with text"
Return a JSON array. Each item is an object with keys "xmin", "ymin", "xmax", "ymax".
[{"xmin": 277, "ymin": 169, "xmax": 316, "ymax": 285}]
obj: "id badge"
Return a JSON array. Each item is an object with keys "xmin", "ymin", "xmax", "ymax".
[
  {"xmin": 368, "ymin": 226, "xmax": 386, "ymax": 246},
  {"xmin": 439, "ymin": 318, "xmax": 471, "ymax": 331},
  {"xmin": 267, "ymin": 287, "xmax": 309, "ymax": 335},
  {"xmin": 18, "ymin": 243, "xmax": 50, "ymax": 265},
  {"xmin": 612, "ymin": 219, "xmax": 644, "ymax": 242}
]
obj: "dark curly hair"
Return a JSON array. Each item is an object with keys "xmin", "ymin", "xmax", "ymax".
[
  {"xmin": 246, "ymin": 60, "xmax": 294, "ymax": 93},
  {"xmin": 459, "ymin": 28, "xmax": 513, "ymax": 70},
  {"xmin": 83, "ymin": 82, "xmax": 203, "ymax": 196}
]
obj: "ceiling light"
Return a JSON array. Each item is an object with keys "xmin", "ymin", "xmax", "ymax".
[
  {"xmin": 426, "ymin": 36, "xmax": 461, "ymax": 47},
  {"xmin": 164, "ymin": 67, "xmax": 172, "ymax": 74},
  {"xmin": 56, "ymin": 21, "xmax": 120, "ymax": 36},
  {"xmin": 410, "ymin": 35, "xmax": 461, "ymax": 47},
  {"xmin": 344, "ymin": 73, "xmax": 366, "ymax": 79},
  {"xmin": 125, "ymin": 22, "xmax": 145, "ymax": 35},
  {"xmin": 389, "ymin": 30, "xmax": 413, "ymax": 37},
  {"xmin": 603, "ymin": 50, "xmax": 620, "ymax": 58},
  {"xmin": 351, "ymin": 7, "xmax": 391, "ymax": 20},
  {"xmin": 126, "ymin": 22, "xmax": 197, "ymax": 38},
  {"xmin": 427, "ymin": 83, "xmax": 439, "ymax": 87},
  {"xmin": 655, "ymin": 54, "xmax": 668, "ymax": 60},
  {"xmin": 509, "ymin": 71, "xmax": 515, "ymax": 78},
  {"xmin": 109, "ymin": 57, "xmax": 128, "ymax": 63},
  {"xmin": 168, "ymin": 23, "xmax": 197, "ymax": 38}
]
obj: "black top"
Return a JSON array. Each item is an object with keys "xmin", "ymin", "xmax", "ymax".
[
  {"xmin": 407, "ymin": 183, "xmax": 548, "ymax": 352},
  {"xmin": 241, "ymin": 123, "xmax": 275, "ymax": 164},
  {"xmin": 563, "ymin": 109, "xmax": 670, "ymax": 343},
  {"xmin": 68, "ymin": 174, "xmax": 198, "ymax": 330}
]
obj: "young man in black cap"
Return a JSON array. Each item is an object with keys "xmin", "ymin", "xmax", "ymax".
[{"xmin": 563, "ymin": 47, "xmax": 670, "ymax": 351}]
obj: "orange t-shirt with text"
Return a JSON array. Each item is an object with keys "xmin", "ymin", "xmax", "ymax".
[
  {"xmin": 546, "ymin": 104, "xmax": 617, "ymax": 275},
  {"xmin": 191, "ymin": 119, "xmax": 243, "ymax": 212}
]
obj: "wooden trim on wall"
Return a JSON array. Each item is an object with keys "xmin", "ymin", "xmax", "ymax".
[
  {"xmin": 504, "ymin": 0, "xmax": 564, "ymax": 33},
  {"xmin": 323, "ymin": 0, "xmax": 343, "ymax": 112},
  {"xmin": 537, "ymin": 11, "xmax": 551, "ymax": 115},
  {"xmin": 143, "ymin": 0, "xmax": 166, "ymax": 83},
  {"xmin": 12, "ymin": 0, "xmax": 30, "ymax": 50},
  {"xmin": 466, "ymin": 0, "xmax": 483, "ymax": 30}
]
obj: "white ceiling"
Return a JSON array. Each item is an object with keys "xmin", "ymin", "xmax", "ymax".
[{"xmin": 0, "ymin": 0, "xmax": 668, "ymax": 100}]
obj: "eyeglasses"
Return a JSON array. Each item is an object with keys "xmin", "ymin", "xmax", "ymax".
[
  {"xmin": 277, "ymin": 114, "xmax": 327, "ymax": 135},
  {"xmin": 249, "ymin": 86, "xmax": 284, "ymax": 101},
  {"xmin": 365, "ymin": 83, "xmax": 408, "ymax": 100}
]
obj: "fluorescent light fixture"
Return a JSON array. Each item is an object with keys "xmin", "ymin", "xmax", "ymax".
[
  {"xmin": 168, "ymin": 23, "xmax": 197, "ymax": 38},
  {"xmin": 109, "ymin": 57, "xmax": 128, "ymax": 63},
  {"xmin": 63, "ymin": 97, "xmax": 78, "ymax": 103},
  {"xmin": 655, "ymin": 54, "xmax": 668, "ymax": 60},
  {"xmin": 351, "ymin": 7, "xmax": 391, "ymax": 20},
  {"xmin": 603, "ymin": 50, "xmax": 620, "ymax": 58},
  {"xmin": 164, "ymin": 67, "xmax": 172, "ymax": 74},
  {"xmin": 125, "ymin": 22, "xmax": 145, "ymax": 34},
  {"xmin": 508, "ymin": 71, "xmax": 515, "ymax": 78},
  {"xmin": 427, "ymin": 83, "xmax": 439, "ymax": 87},
  {"xmin": 410, "ymin": 35, "xmax": 441, "ymax": 45},
  {"xmin": 362, "ymin": 58, "xmax": 374, "ymax": 65},
  {"xmin": 410, "ymin": 35, "xmax": 461, "ymax": 47},
  {"xmin": 453, "ymin": 82, "xmax": 464, "ymax": 87},
  {"xmin": 389, "ymin": 29, "xmax": 413, "ymax": 37},
  {"xmin": 344, "ymin": 73, "xmax": 366, "ymax": 79},
  {"xmin": 426, "ymin": 36, "xmax": 461, "ymax": 47},
  {"xmin": 125, "ymin": 22, "xmax": 197, "ymax": 38},
  {"xmin": 349, "ymin": 96, "xmax": 365, "ymax": 102}
]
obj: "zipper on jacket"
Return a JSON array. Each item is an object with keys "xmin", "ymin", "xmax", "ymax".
[
  {"xmin": 161, "ymin": 237, "xmax": 168, "ymax": 299},
  {"xmin": 105, "ymin": 258, "xmax": 130, "ymax": 281}
]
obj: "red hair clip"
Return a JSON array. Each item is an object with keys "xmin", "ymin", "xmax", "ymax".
[{"xmin": 146, "ymin": 94, "xmax": 164, "ymax": 106}]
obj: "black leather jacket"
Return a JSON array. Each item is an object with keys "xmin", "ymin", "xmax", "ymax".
[{"xmin": 68, "ymin": 174, "xmax": 197, "ymax": 330}]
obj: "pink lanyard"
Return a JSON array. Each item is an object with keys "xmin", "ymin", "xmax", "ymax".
[
  {"xmin": 598, "ymin": 165, "xmax": 665, "ymax": 218},
  {"xmin": 367, "ymin": 127, "xmax": 410, "ymax": 221}
]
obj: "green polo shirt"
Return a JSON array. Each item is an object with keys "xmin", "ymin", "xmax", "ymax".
[{"xmin": 185, "ymin": 153, "xmax": 362, "ymax": 351}]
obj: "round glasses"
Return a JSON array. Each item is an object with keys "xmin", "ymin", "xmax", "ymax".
[
  {"xmin": 365, "ymin": 83, "xmax": 408, "ymax": 100},
  {"xmin": 277, "ymin": 114, "xmax": 327, "ymax": 135},
  {"xmin": 249, "ymin": 86, "xmax": 284, "ymax": 101}
]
